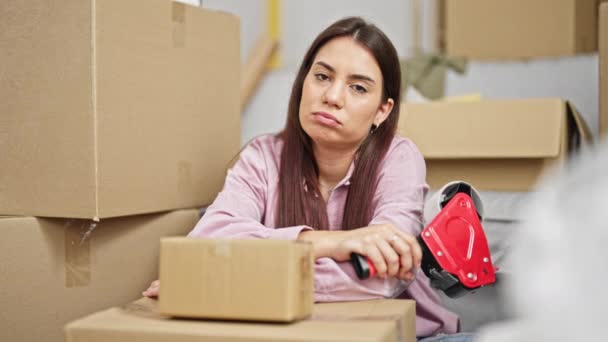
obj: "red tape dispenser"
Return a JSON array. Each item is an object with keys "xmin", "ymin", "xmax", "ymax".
[{"xmin": 351, "ymin": 187, "xmax": 498, "ymax": 298}]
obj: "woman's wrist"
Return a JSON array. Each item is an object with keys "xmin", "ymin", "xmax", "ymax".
[{"xmin": 297, "ymin": 230, "xmax": 345, "ymax": 259}]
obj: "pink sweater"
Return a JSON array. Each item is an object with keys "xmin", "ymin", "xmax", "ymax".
[{"xmin": 188, "ymin": 134, "xmax": 459, "ymax": 337}]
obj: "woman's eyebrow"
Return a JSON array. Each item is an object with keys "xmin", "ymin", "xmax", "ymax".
[
  {"xmin": 315, "ymin": 61, "xmax": 335, "ymax": 72},
  {"xmin": 315, "ymin": 61, "xmax": 376, "ymax": 85},
  {"xmin": 350, "ymin": 74, "xmax": 375, "ymax": 85}
]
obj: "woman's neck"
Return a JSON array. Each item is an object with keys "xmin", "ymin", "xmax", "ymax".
[{"xmin": 313, "ymin": 143, "xmax": 357, "ymax": 190}]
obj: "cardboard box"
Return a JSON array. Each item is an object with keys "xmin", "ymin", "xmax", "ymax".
[
  {"xmin": 441, "ymin": 0, "xmax": 600, "ymax": 60},
  {"xmin": 399, "ymin": 98, "xmax": 592, "ymax": 191},
  {"xmin": 65, "ymin": 297, "xmax": 416, "ymax": 342},
  {"xmin": 0, "ymin": 209, "xmax": 200, "ymax": 342},
  {"xmin": 600, "ymin": 3, "xmax": 608, "ymax": 139},
  {"xmin": 0, "ymin": 0, "xmax": 240, "ymax": 219},
  {"xmin": 159, "ymin": 238, "xmax": 314, "ymax": 322}
]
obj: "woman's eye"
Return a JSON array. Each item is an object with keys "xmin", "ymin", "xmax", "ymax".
[
  {"xmin": 352, "ymin": 84, "xmax": 367, "ymax": 93},
  {"xmin": 315, "ymin": 73, "xmax": 329, "ymax": 81}
]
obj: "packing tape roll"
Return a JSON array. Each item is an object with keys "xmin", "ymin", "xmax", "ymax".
[{"xmin": 423, "ymin": 180, "xmax": 484, "ymax": 225}]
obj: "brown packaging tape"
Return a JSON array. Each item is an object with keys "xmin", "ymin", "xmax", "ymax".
[
  {"xmin": 172, "ymin": 2, "xmax": 186, "ymax": 48},
  {"xmin": 65, "ymin": 220, "xmax": 96, "ymax": 287}
]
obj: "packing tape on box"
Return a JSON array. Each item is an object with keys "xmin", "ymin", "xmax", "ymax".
[
  {"xmin": 172, "ymin": 2, "xmax": 186, "ymax": 48},
  {"xmin": 213, "ymin": 240, "xmax": 231, "ymax": 257},
  {"xmin": 64, "ymin": 219, "xmax": 97, "ymax": 287}
]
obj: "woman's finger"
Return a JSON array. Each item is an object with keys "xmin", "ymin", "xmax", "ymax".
[
  {"xmin": 365, "ymin": 244, "xmax": 387, "ymax": 278},
  {"xmin": 142, "ymin": 280, "xmax": 160, "ymax": 298},
  {"xmin": 377, "ymin": 238, "xmax": 400, "ymax": 277},
  {"xmin": 389, "ymin": 236, "xmax": 414, "ymax": 273},
  {"xmin": 399, "ymin": 270, "xmax": 415, "ymax": 281},
  {"xmin": 392, "ymin": 230, "xmax": 422, "ymax": 267},
  {"xmin": 143, "ymin": 288, "xmax": 158, "ymax": 298}
]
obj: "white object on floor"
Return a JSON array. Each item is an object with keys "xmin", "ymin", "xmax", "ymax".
[{"xmin": 477, "ymin": 139, "xmax": 608, "ymax": 341}]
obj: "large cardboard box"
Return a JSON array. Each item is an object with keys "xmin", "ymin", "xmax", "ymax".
[
  {"xmin": 65, "ymin": 297, "xmax": 416, "ymax": 342},
  {"xmin": 441, "ymin": 0, "xmax": 601, "ymax": 60},
  {"xmin": 0, "ymin": 209, "xmax": 200, "ymax": 342},
  {"xmin": 159, "ymin": 238, "xmax": 314, "ymax": 322},
  {"xmin": 0, "ymin": 0, "xmax": 240, "ymax": 219},
  {"xmin": 600, "ymin": 3, "xmax": 608, "ymax": 139},
  {"xmin": 399, "ymin": 98, "xmax": 591, "ymax": 191}
]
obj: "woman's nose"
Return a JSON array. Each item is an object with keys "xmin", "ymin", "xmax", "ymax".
[{"xmin": 322, "ymin": 81, "xmax": 344, "ymax": 109}]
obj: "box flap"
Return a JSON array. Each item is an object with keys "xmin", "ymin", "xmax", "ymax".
[
  {"xmin": 566, "ymin": 101, "xmax": 593, "ymax": 153},
  {"xmin": 400, "ymin": 99, "xmax": 565, "ymax": 159}
]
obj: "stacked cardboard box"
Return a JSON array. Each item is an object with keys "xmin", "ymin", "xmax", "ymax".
[
  {"xmin": 399, "ymin": 98, "xmax": 592, "ymax": 191},
  {"xmin": 158, "ymin": 238, "xmax": 314, "ymax": 322},
  {"xmin": 0, "ymin": 0, "xmax": 240, "ymax": 219},
  {"xmin": 65, "ymin": 297, "xmax": 416, "ymax": 342},
  {"xmin": 0, "ymin": 0, "xmax": 240, "ymax": 341},
  {"xmin": 0, "ymin": 210, "xmax": 200, "ymax": 342},
  {"xmin": 439, "ymin": 0, "xmax": 603, "ymax": 60}
]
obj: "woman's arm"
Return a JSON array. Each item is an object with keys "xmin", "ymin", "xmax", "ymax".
[
  {"xmin": 188, "ymin": 137, "xmax": 311, "ymax": 240},
  {"xmin": 305, "ymin": 138, "xmax": 429, "ymax": 301},
  {"xmin": 298, "ymin": 224, "xmax": 421, "ymax": 279}
]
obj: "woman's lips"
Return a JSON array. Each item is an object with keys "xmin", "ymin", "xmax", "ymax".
[{"xmin": 313, "ymin": 112, "xmax": 341, "ymax": 127}]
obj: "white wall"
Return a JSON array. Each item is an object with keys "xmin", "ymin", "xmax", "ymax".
[
  {"xmin": 282, "ymin": 1, "xmax": 413, "ymax": 69},
  {"xmin": 200, "ymin": 0, "xmax": 431, "ymax": 67}
]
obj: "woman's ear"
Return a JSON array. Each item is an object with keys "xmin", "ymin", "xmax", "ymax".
[{"xmin": 373, "ymin": 98, "xmax": 394, "ymax": 126}]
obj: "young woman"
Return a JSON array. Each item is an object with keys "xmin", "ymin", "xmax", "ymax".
[{"xmin": 145, "ymin": 17, "xmax": 472, "ymax": 341}]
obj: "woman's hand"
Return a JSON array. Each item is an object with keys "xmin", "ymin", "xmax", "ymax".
[
  {"xmin": 332, "ymin": 224, "xmax": 422, "ymax": 281},
  {"xmin": 142, "ymin": 279, "xmax": 160, "ymax": 298}
]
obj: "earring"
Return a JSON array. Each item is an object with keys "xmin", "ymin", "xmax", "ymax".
[{"xmin": 370, "ymin": 124, "xmax": 378, "ymax": 134}]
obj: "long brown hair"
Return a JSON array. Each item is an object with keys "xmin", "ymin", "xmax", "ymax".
[{"xmin": 276, "ymin": 17, "xmax": 401, "ymax": 230}]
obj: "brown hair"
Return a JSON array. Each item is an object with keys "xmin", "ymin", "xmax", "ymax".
[{"xmin": 276, "ymin": 17, "xmax": 401, "ymax": 230}]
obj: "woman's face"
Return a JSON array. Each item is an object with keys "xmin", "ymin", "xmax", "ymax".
[{"xmin": 299, "ymin": 36, "xmax": 393, "ymax": 150}]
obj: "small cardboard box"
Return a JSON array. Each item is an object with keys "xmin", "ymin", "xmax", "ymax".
[
  {"xmin": 440, "ymin": 0, "xmax": 601, "ymax": 60},
  {"xmin": 65, "ymin": 297, "xmax": 416, "ymax": 342},
  {"xmin": 399, "ymin": 98, "xmax": 592, "ymax": 191},
  {"xmin": 600, "ymin": 3, "xmax": 608, "ymax": 139},
  {"xmin": 0, "ymin": 209, "xmax": 200, "ymax": 342},
  {"xmin": 0, "ymin": 0, "xmax": 240, "ymax": 219},
  {"xmin": 159, "ymin": 237, "xmax": 314, "ymax": 322}
]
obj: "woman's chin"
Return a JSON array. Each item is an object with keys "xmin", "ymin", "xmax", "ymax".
[{"xmin": 308, "ymin": 131, "xmax": 340, "ymax": 145}]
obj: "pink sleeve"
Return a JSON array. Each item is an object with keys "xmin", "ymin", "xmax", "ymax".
[
  {"xmin": 188, "ymin": 138, "xmax": 311, "ymax": 240},
  {"xmin": 368, "ymin": 139, "xmax": 428, "ymax": 234},
  {"xmin": 314, "ymin": 139, "xmax": 429, "ymax": 302}
]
